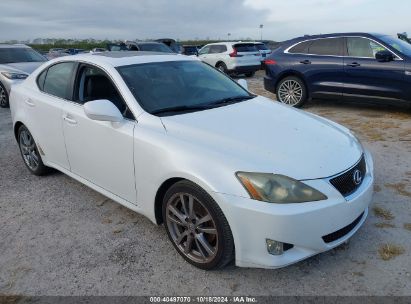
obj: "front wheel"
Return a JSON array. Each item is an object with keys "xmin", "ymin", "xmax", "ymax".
[
  {"xmin": 18, "ymin": 125, "xmax": 50, "ymax": 176},
  {"xmin": 162, "ymin": 180, "xmax": 234, "ymax": 270},
  {"xmin": 276, "ymin": 76, "xmax": 307, "ymax": 107},
  {"xmin": 0, "ymin": 82, "xmax": 9, "ymax": 108}
]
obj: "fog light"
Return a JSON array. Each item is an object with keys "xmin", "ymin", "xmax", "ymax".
[{"xmin": 266, "ymin": 239, "xmax": 283, "ymax": 255}]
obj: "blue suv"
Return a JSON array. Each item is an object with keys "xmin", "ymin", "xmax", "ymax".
[{"xmin": 264, "ymin": 33, "xmax": 411, "ymax": 107}]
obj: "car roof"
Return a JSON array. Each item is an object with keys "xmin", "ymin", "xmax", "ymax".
[
  {"xmin": 0, "ymin": 44, "xmax": 31, "ymax": 49},
  {"xmin": 289, "ymin": 32, "xmax": 386, "ymax": 42},
  {"xmin": 51, "ymin": 51, "xmax": 195, "ymax": 67}
]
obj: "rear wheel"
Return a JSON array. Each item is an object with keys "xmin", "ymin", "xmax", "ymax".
[
  {"xmin": 18, "ymin": 125, "xmax": 49, "ymax": 176},
  {"xmin": 216, "ymin": 62, "xmax": 228, "ymax": 74},
  {"xmin": 245, "ymin": 72, "xmax": 255, "ymax": 77},
  {"xmin": 162, "ymin": 180, "xmax": 234, "ymax": 270},
  {"xmin": 0, "ymin": 82, "xmax": 9, "ymax": 108},
  {"xmin": 276, "ymin": 76, "xmax": 307, "ymax": 107}
]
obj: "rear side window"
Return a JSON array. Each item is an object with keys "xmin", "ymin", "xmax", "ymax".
[
  {"xmin": 308, "ymin": 38, "xmax": 343, "ymax": 56},
  {"xmin": 288, "ymin": 40, "xmax": 313, "ymax": 54},
  {"xmin": 42, "ymin": 62, "xmax": 76, "ymax": 99},
  {"xmin": 233, "ymin": 44, "xmax": 258, "ymax": 52},
  {"xmin": 209, "ymin": 45, "xmax": 227, "ymax": 53}
]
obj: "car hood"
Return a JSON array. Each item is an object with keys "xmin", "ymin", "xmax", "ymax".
[
  {"xmin": 0, "ymin": 62, "xmax": 44, "ymax": 74},
  {"xmin": 160, "ymin": 96, "xmax": 363, "ymax": 180}
]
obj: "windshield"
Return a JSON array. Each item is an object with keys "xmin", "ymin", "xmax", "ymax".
[
  {"xmin": 138, "ymin": 43, "xmax": 173, "ymax": 53},
  {"xmin": 0, "ymin": 48, "xmax": 46, "ymax": 64},
  {"xmin": 379, "ymin": 35, "xmax": 411, "ymax": 57},
  {"xmin": 117, "ymin": 60, "xmax": 251, "ymax": 115}
]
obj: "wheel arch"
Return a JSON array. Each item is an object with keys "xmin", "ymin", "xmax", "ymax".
[
  {"xmin": 275, "ymin": 71, "xmax": 310, "ymax": 99},
  {"xmin": 154, "ymin": 177, "xmax": 185, "ymax": 225},
  {"xmin": 13, "ymin": 121, "xmax": 24, "ymax": 141}
]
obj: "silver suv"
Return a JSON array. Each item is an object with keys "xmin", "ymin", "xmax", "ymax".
[
  {"xmin": 198, "ymin": 42, "xmax": 261, "ymax": 77},
  {"xmin": 0, "ymin": 44, "xmax": 46, "ymax": 108}
]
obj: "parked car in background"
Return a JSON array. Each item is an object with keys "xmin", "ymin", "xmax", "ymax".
[
  {"xmin": 125, "ymin": 41, "xmax": 174, "ymax": 53},
  {"xmin": 182, "ymin": 45, "xmax": 198, "ymax": 56},
  {"xmin": 65, "ymin": 48, "xmax": 87, "ymax": 55},
  {"xmin": 254, "ymin": 42, "xmax": 271, "ymax": 59},
  {"xmin": 156, "ymin": 38, "xmax": 181, "ymax": 53},
  {"xmin": 45, "ymin": 48, "xmax": 70, "ymax": 60},
  {"xmin": 398, "ymin": 32, "xmax": 411, "ymax": 44},
  {"xmin": 198, "ymin": 42, "xmax": 261, "ymax": 77},
  {"xmin": 10, "ymin": 51, "xmax": 373, "ymax": 270},
  {"xmin": 264, "ymin": 32, "xmax": 411, "ymax": 107},
  {"xmin": 90, "ymin": 48, "xmax": 107, "ymax": 53},
  {"xmin": 0, "ymin": 44, "xmax": 46, "ymax": 108}
]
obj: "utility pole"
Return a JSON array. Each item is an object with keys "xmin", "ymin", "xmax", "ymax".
[{"xmin": 259, "ymin": 24, "xmax": 264, "ymax": 41}]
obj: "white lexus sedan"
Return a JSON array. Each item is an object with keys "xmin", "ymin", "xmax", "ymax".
[{"xmin": 10, "ymin": 52, "xmax": 374, "ymax": 270}]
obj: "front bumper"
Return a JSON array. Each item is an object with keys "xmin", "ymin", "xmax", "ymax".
[{"xmin": 212, "ymin": 150, "xmax": 374, "ymax": 269}]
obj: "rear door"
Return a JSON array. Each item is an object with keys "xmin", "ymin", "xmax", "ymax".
[
  {"xmin": 343, "ymin": 37, "xmax": 405, "ymax": 101},
  {"xmin": 297, "ymin": 37, "xmax": 344, "ymax": 99},
  {"xmin": 23, "ymin": 62, "xmax": 76, "ymax": 170}
]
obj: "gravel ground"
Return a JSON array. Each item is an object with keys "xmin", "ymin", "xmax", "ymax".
[{"xmin": 0, "ymin": 71, "xmax": 410, "ymax": 296}]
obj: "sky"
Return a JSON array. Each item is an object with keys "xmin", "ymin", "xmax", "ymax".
[{"xmin": 0, "ymin": 0, "xmax": 410, "ymax": 42}]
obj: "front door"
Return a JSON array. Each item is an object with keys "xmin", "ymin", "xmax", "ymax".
[
  {"xmin": 62, "ymin": 64, "xmax": 137, "ymax": 203},
  {"xmin": 343, "ymin": 37, "xmax": 405, "ymax": 101}
]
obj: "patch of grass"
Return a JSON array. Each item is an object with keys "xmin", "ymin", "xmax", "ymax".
[
  {"xmin": 0, "ymin": 294, "xmax": 24, "ymax": 304},
  {"xmin": 404, "ymin": 223, "xmax": 411, "ymax": 231},
  {"xmin": 372, "ymin": 206, "xmax": 394, "ymax": 220},
  {"xmin": 385, "ymin": 183, "xmax": 411, "ymax": 197},
  {"xmin": 374, "ymin": 222, "xmax": 395, "ymax": 229},
  {"xmin": 113, "ymin": 229, "xmax": 123, "ymax": 234},
  {"xmin": 378, "ymin": 244, "xmax": 405, "ymax": 260}
]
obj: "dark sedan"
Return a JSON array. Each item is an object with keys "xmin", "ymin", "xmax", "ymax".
[{"xmin": 264, "ymin": 32, "xmax": 411, "ymax": 107}]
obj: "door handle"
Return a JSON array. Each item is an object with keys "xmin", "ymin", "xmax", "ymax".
[
  {"xmin": 24, "ymin": 99, "xmax": 35, "ymax": 107},
  {"xmin": 347, "ymin": 62, "xmax": 361, "ymax": 67},
  {"xmin": 300, "ymin": 60, "xmax": 311, "ymax": 65},
  {"xmin": 63, "ymin": 115, "xmax": 77, "ymax": 125}
]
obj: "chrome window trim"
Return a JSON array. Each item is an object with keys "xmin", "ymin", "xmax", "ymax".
[{"xmin": 284, "ymin": 36, "xmax": 403, "ymax": 61}]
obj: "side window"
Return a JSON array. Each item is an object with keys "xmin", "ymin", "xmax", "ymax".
[
  {"xmin": 288, "ymin": 40, "xmax": 313, "ymax": 54},
  {"xmin": 75, "ymin": 65, "xmax": 134, "ymax": 120},
  {"xmin": 308, "ymin": 38, "xmax": 343, "ymax": 56},
  {"xmin": 198, "ymin": 46, "xmax": 210, "ymax": 55},
  {"xmin": 209, "ymin": 45, "xmax": 226, "ymax": 54},
  {"xmin": 347, "ymin": 37, "xmax": 387, "ymax": 58},
  {"xmin": 43, "ymin": 62, "xmax": 76, "ymax": 99},
  {"xmin": 37, "ymin": 69, "xmax": 47, "ymax": 91}
]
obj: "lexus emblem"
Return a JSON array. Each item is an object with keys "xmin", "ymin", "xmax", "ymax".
[{"xmin": 353, "ymin": 169, "xmax": 362, "ymax": 185}]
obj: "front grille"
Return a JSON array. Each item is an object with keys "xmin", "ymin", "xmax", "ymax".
[
  {"xmin": 330, "ymin": 155, "xmax": 366, "ymax": 197},
  {"xmin": 322, "ymin": 212, "xmax": 364, "ymax": 243}
]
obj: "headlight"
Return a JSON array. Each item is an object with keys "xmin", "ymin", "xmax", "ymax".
[
  {"xmin": 236, "ymin": 172, "xmax": 327, "ymax": 204},
  {"xmin": 1, "ymin": 72, "xmax": 29, "ymax": 80}
]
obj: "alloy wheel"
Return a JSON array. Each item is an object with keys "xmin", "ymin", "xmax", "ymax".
[
  {"xmin": 166, "ymin": 192, "xmax": 218, "ymax": 264},
  {"xmin": 0, "ymin": 85, "xmax": 7, "ymax": 107},
  {"xmin": 19, "ymin": 129, "xmax": 40, "ymax": 171},
  {"xmin": 278, "ymin": 79, "xmax": 303, "ymax": 106}
]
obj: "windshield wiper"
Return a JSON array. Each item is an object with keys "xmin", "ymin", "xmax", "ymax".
[
  {"xmin": 209, "ymin": 95, "xmax": 255, "ymax": 106},
  {"xmin": 151, "ymin": 104, "xmax": 212, "ymax": 115}
]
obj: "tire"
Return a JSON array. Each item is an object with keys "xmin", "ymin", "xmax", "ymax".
[
  {"xmin": 245, "ymin": 72, "xmax": 255, "ymax": 77},
  {"xmin": 162, "ymin": 180, "xmax": 234, "ymax": 270},
  {"xmin": 0, "ymin": 82, "xmax": 9, "ymax": 108},
  {"xmin": 216, "ymin": 62, "xmax": 228, "ymax": 74},
  {"xmin": 276, "ymin": 76, "xmax": 307, "ymax": 107},
  {"xmin": 17, "ymin": 125, "xmax": 50, "ymax": 176}
]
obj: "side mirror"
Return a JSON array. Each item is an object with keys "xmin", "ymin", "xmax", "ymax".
[
  {"xmin": 375, "ymin": 50, "xmax": 394, "ymax": 62},
  {"xmin": 84, "ymin": 99, "xmax": 123, "ymax": 122},
  {"xmin": 237, "ymin": 79, "xmax": 248, "ymax": 90}
]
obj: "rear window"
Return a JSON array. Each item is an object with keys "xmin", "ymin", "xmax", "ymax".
[
  {"xmin": 255, "ymin": 44, "xmax": 269, "ymax": 51},
  {"xmin": 233, "ymin": 44, "xmax": 258, "ymax": 52}
]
